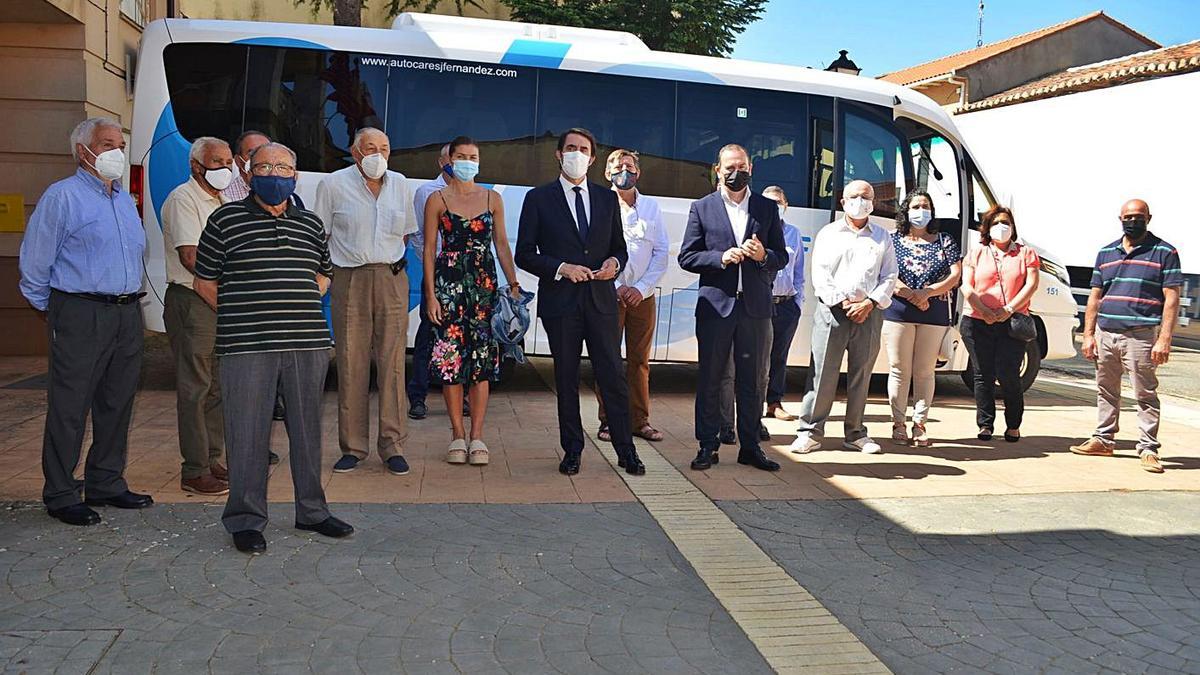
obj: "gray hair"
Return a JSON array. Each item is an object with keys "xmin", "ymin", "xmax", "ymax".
[
  {"xmin": 188, "ymin": 136, "xmax": 229, "ymax": 163},
  {"xmin": 762, "ymin": 185, "xmax": 787, "ymax": 203},
  {"xmin": 842, "ymin": 179, "xmax": 874, "ymax": 199},
  {"xmin": 249, "ymin": 142, "xmax": 297, "ymax": 167},
  {"xmin": 352, "ymin": 127, "xmax": 387, "ymax": 150},
  {"xmin": 70, "ymin": 117, "xmax": 122, "ymax": 161}
]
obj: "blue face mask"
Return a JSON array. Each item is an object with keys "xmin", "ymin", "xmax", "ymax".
[
  {"xmin": 452, "ymin": 160, "xmax": 479, "ymax": 182},
  {"xmin": 611, "ymin": 169, "xmax": 638, "ymax": 191},
  {"xmin": 251, "ymin": 175, "xmax": 297, "ymax": 206}
]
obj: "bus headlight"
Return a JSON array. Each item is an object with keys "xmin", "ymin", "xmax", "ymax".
[{"xmin": 1040, "ymin": 257, "xmax": 1070, "ymax": 287}]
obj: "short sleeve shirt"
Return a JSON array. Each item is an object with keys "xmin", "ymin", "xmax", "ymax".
[
  {"xmin": 1090, "ymin": 233, "xmax": 1183, "ymax": 332},
  {"xmin": 885, "ymin": 231, "xmax": 960, "ymax": 325},
  {"xmin": 962, "ymin": 242, "xmax": 1040, "ymax": 318},
  {"xmin": 161, "ymin": 177, "xmax": 225, "ymax": 289}
]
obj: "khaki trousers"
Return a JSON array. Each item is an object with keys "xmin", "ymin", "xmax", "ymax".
[
  {"xmin": 332, "ymin": 264, "xmax": 409, "ymax": 460},
  {"xmin": 163, "ymin": 284, "xmax": 224, "ymax": 479},
  {"xmin": 882, "ymin": 320, "xmax": 947, "ymax": 427},
  {"xmin": 596, "ymin": 295, "xmax": 656, "ymax": 429},
  {"xmin": 1095, "ymin": 326, "xmax": 1161, "ymax": 455}
]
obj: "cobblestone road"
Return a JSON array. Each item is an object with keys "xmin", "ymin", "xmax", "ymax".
[
  {"xmin": 0, "ymin": 503, "xmax": 770, "ymax": 674},
  {"xmin": 722, "ymin": 492, "xmax": 1200, "ymax": 674}
]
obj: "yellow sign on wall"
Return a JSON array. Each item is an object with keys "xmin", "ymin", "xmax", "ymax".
[{"xmin": 0, "ymin": 195, "xmax": 24, "ymax": 232}]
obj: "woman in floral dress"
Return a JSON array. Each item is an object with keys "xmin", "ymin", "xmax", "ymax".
[{"xmin": 422, "ymin": 136, "xmax": 522, "ymax": 465}]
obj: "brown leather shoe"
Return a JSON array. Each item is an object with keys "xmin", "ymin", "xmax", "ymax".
[
  {"xmin": 766, "ymin": 405, "xmax": 798, "ymax": 421},
  {"xmin": 1140, "ymin": 453, "xmax": 1164, "ymax": 473},
  {"xmin": 182, "ymin": 474, "xmax": 229, "ymax": 496},
  {"xmin": 1069, "ymin": 437, "xmax": 1114, "ymax": 457},
  {"xmin": 210, "ymin": 461, "xmax": 229, "ymax": 481}
]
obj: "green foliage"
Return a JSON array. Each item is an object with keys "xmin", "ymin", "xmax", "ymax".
[
  {"xmin": 500, "ymin": 0, "xmax": 768, "ymax": 57},
  {"xmin": 292, "ymin": 0, "xmax": 485, "ymax": 25}
]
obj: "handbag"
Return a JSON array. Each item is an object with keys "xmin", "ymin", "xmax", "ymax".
[{"xmin": 990, "ymin": 245, "xmax": 1037, "ymax": 342}]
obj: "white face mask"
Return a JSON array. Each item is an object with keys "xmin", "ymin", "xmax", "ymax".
[
  {"xmin": 238, "ymin": 156, "xmax": 252, "ymax": 175},
  {"xmin": 359, "ymin": 152, "xmax": 387, "ymax": 180},
  {"xmin": 560, "ymin": 151, "xmax": 590, "ymax": 180},
  {"xmin": 204, "ymin": 167, "xmax": 233, "ymax": 191},
  {"xmin": 84, "ymin": 146, "xmax": 126, "ymax": 181},
  {"xmin": 908, "ymin": 208, "xmax": 932, "ymax": 228},
  {"xmin": 990, "ymin": 223, "xmax": 1013, "ymax": 243},
  {"xmin": 843, "ymin": 196, "xmax": 873, "ymax": 220}
]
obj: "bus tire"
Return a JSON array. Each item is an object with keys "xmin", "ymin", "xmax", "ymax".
[{"xmin": 959, "ymin": 340, "xmax": 1042, "ymax": 394}]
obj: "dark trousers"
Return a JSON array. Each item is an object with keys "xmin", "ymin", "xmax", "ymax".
[
  {"xmin": 960, "ymin": 316, "xmax": 1025, "ymax": 431},
  {"xmin": 163, "ymin": 284, "xmax": 224, "ymax": 479},
  {"xmin": 696, "ymin": 301, "xmax": 770, "ymax": 452},
  {"xmin": 42, "ymin": 290, "xmax": 142, "ymax": 509},
  {"xmin": 766, "ymin": 298, "xmax": 802, "ymax": 405},
  {"xmin": 542, "ymin": 304, "xmax": 635, "ymax": 457},
  {"xmin": 220, "ymin": 349, "xmax": 332, "ymax": 533},
  {"xmin": 407, "ymin": 303, "xmax": 435, "ymax": 405}
]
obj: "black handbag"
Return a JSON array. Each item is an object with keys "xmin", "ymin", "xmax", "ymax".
[{"xmin": 991, "ymin": 246, "xmax": 1037, "ymax": 342}]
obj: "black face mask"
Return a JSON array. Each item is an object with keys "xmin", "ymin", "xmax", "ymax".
[
  {"xmin": 723, "ymin": 169, "xmax": 750, "ymax": 192},
  {"xmin": 1122, "ymin": 217, "xmax": 1148, "ymax": 239}
]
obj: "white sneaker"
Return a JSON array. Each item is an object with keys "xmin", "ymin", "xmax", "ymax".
[
  {"xmin": 789, "ymin": 434, "xmax": 821, "ymax": 454},
  {"xmin": 844, "ymin": 437, "xmax": 882, "ymax": 455}
]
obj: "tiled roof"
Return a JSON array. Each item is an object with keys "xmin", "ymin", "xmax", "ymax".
[
  {"xmin": 961, "ymin": 39, "xmax": 1200, "ymax": 112},
  {"xmin": 878, "ymin": 11, "xmax": 1158, "ymax": 86}
]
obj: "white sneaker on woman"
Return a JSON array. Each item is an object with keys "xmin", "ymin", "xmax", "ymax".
[{"xmin": 843, "ymin": 437, "xmax": 882, "ymax": 455}]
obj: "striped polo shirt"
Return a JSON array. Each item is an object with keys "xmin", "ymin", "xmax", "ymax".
[
  {"xmin": 1090, "ymin": 232, "xmax": 1183, "ymax": 332},
  {"xmin": 194, "ymin": 197, "xmax": 334, "ymax": 356}
]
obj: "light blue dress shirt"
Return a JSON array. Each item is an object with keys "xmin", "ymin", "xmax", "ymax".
[
  {"xmin": 771, "ymin": 221, "xmax": 805, "ymax": 309},
  {"xmin": 410, "ymin": 172, "xmax": 448, "ymax": 253},
  {"xmin": 18, "ymin": 169, "xmax": 145, "ymax": 310}
]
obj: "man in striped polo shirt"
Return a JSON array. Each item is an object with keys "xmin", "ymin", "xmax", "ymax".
[
  {"xmin": 1071, "ymin": 199, "xmax": 1182, "ymax": 473},
  {"xmin": 194, "ymin": 142, "xmax": 353, "ymax": 554}
]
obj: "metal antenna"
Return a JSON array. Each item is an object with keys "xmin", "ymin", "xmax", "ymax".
[{"xmin": 977, "ymin": 1, "xmax": 985, "ymax": 47}]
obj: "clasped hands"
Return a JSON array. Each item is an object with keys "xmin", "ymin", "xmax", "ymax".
[
  {"xmin": 560, "ymin": 257, "xmax": 619, "ymax": 284},
  {"xmin": 722, "ymin": 234, "xmax": 767, "ymax": 267}
]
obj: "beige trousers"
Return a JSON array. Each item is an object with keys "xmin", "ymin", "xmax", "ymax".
[
  {"xmin": 882, "ymin": 320, "xmax": 947, "ymax": 427},
  {"xmin": 1095, "ymin": 326, "xmax": 1161, "ymax": 455}
]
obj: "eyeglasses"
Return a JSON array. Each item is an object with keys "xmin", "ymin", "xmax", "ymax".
[{"xmin": 251, "ymin": 163, "xmax": 296, "ymax": 177}]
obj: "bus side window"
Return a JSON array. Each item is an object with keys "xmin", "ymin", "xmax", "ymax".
[
  {"xmin": 810, "ymin": 118, "xmax": 835, "ymax": 212},
  {"xmin": 842, "ymin": 111, "xmax": 910, "ymax": 219}
]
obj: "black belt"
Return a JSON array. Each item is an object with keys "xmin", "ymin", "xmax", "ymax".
[
  {"xmin": 772, "ymin": 294, "xmax": 796, "ymax": 304},
  {"xmin": 64, "ymin": 291, "xmax": 146, "ymax": 305}
]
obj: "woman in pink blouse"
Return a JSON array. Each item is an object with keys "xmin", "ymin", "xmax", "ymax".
[{"xmin": 960, "ymin": 206, "xmax": 1040, "ymax": 442}]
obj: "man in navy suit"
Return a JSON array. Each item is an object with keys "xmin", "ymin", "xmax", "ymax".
[
  {"xmin": 515, "ymin": 128, "xmax": 645, "ymax": 477},
  {"xmin": 678, "ymin": 144, "xmax": 788, "ymax": 472}
]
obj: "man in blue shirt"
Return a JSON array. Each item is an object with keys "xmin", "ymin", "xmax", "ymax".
[
  {"xmin": 18, "ymin": 117, "xmax": 153, "ymax": 526},
  {"xmin": 1071, "ymin": 199, "xmax": 1182, "ymax": 474},
  {"xmin": 761, "ymin": 186, "xmax": 806, "ymax": 421}
]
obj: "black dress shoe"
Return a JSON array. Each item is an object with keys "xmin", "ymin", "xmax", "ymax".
[
  {"xmin": 84, "ymin": 490, "xmax": 154, "ymax": 509},
  {"xmin": 712, "ymin": 450, "xmax": 720, "ymax": 465},
  {"xmin": 559, "ymin": 453, "xmax": 581, "ymax": 475},
  {"xmin": 758, "ymin": 423, "xmax": 771, "ymax": 442},
  {"xmin": 408, "ymin": 400, "xmax": 428, "ymax": 420},
  {"xmin": 690, "ymin": 447, "xmax": 715, "ymax": 471},
  {"xmin": 621, "ymin": 449, "xmax": 646, "ymax": 476},
  {"xmin": 47, "ymin": 503, "xmax": 101, "ymax": 526},
  {"xmin": 268, "ymin": 451, "xmax": 281, "ymax": 465},
  {"xmin": 232, "ymin": 530, "xmax": 266, "ymax": 554},
  {"xmin": 296, "ymin": 516, "xmax": 354, "ymax": 538},
  {"xmin": 272, "ymin": 402, "xmax": 286, "ymax": 421},
  {"xmin": 718, "ymin": 428, "xmax": 737, "ymax": 445},
  {"xmin": 738, "ymin": 448, "xmax": 781, "ymax": 472}
]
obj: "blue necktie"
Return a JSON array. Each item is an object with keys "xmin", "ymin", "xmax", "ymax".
[{"xmin": 573, "ymin": 186, "xmax": 589, "ymax": 241}]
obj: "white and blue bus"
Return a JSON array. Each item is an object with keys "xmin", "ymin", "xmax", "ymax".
[{"xmin": 130, "ymin": 12, "xmax": 1079, "ymax": 388}]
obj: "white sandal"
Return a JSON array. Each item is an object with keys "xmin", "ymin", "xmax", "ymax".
[
  {"xmin": 446, "ymin": 438, "xmax": 468, "ymax": 464},
  {"xmin": 468, "ymin": 439, "xmax": 490, "ymax": 466}
]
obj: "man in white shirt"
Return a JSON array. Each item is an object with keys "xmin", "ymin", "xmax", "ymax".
[
  {"xmin": 313, "ymin": 127, "xmax": 417, "ymax": 476},
  {"xmin": 161, "ymin": 136, "xmax": 234, "ymax": 496},
  {"xmin": 593, "ymin": 149, "xmax": 670, "ymax": 443},
  {"xmin": 790, "ymin": 180, "xmax": 898, "ymax": 456},
  {"xmin": 222, "ymin": 130, "xmax": 269, "ymax": 202},
  {"xmin": 406, "ymin": 144, "xmax": 451, "ymax": 421}
]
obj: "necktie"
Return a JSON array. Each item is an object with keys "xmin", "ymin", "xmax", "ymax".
[{"xmin": 573, "ymin": 186, "xmax": 589, "ymax": 241}]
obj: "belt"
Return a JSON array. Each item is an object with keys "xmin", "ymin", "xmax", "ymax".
[
  {"xmin": 772, "ymin": 294, "xmax": 796, "ymax": 304},
  {"xmin": 64, "ymin": 291, "xmax": 145, "ymax": 305}
]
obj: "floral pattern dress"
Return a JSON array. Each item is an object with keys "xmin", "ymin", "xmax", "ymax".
[{"xmin": 430, "ymin": 192, "xmax": 501, "ymax": 384}]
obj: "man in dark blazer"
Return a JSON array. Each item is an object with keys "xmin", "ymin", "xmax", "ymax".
[
  {"xmin": 678, "ymin": 144, "xmax": 788, "ymax": 472},
  {"xmin": 515, "ymin": 128, "xmax": 645, "ymax": 477}
]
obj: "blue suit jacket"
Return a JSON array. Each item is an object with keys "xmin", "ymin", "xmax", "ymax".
[{"xmin": 677, "ymin": 191, "xmax": 788, "ymax": 320}]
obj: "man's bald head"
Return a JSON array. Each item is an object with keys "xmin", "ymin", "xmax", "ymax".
[
  {"xmin": 1120, "ymin": 199, "xmax": 1151, "ymax": 220},
  {"xmin": 843, "ymin": 180, "xmax": 875, "ymax": 201}
]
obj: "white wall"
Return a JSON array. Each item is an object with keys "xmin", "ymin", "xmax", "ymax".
[{"xmin": 954, "ymin": 71, "xmax": 1200, "ymax": 274}]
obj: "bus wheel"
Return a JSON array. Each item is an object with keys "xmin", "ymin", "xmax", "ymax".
[{"xmin": 960, "ymin": 340, "xmax": 1042, "ymax": 393}]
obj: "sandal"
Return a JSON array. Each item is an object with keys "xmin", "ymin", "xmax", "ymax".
[
  {"xmin": 633, "ymin": 424, "xmax": 664, "ymax": 442},
  {"xmin": 597, "ymin": 424, "xmax": 611, "ymax": 442},
  {"xmin": 1004, "ymin": 429, "xmax": 1021, "ymax": 443},
  {"xmin": 911, "ymin": 423, "xmax": 930, "ymax": 448},
  {"xmin": 468, "ymin": 439, "xmax": 490, "ymax": 465},
  {"xmin": 891, "ymin": 424, "xmax": 910, "ymax": 443},
  {"xmin": 446, "ymin": 438, "xmax": 468, "ymax": 464}
]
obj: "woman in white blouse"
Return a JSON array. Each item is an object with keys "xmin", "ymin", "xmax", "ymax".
[{"xmin": 594, "ymin": 149, "xmax": 670, "ymax": 443}]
